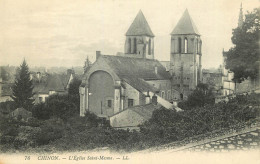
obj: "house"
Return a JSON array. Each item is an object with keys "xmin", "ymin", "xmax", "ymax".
[
  {"xmin": 0, "ymin": 66, "xmax": 16, "ymax": 102},
  {"xmin": 33, "ymin": 70, "xmax": 80, "ymax": 104},
  {"xmin": 9, "ymin": 107, "xmax": 32, "ymax": 121},
  {"xmin": 202, "ymin": 68, "xmax": 222, "ymax": 95},
  {"xmin": 0, "ymin": 80, "xmax": 13, "ymax": 102},
  {"xmin": 221, "ymin": 4, "xmax": 260, "ymax": 96},
  {"xmin": 110, "ymin": 103, "xmax": 161, "ymax": 131}
]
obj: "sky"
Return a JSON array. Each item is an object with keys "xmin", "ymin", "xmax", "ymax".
[{"xmin": 0, "ymin": 0, "xmax": 258, "ymax": 69}]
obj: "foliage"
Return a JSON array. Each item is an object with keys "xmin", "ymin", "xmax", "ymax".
[
  {"xmin": 140, "ymin": 94, "xmax": 260, "ymax": 145},
  {"xmin": 0, "ymin": 101, "xmax": 16, "ymax": 115},
  {"xmin": 11, "ymin": 60, "xmax": 34, "ymax": 110},
  {"xmin": 178, "ymin": 83, "xmax": 215, "ymax": 110},
  {"xmin": 35, "ymin": 118, "xmax": 65, "ymax": 145},
  {"xmin": 32, "ymin": 94, "xmax": 79, "ymax": 121},
  {"xmin": 1, "ymin": 94, "xmax": 259, "ymax": 153},
  {"xmin": 83, "ymin": 56, "xmax": 92, "ymax": 74},
  {"xmin": 32, "ymin": 103, "xmax": 51, "ymax": 120},
  {"xmin": 226, "ymin": 8, "xmax": 260, "ymax": 82},
  {"xmin": 68, "ymin": 77, "xmax": 82, "ymax": 98}
]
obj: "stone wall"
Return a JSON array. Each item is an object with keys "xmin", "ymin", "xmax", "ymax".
[
  {"xmin": 142, "ymin": 121, "xmax": 260, "ymax": 153},
  {"xmin": 185, "ymin": 127, "xmax": 260, "ymax": 152}
]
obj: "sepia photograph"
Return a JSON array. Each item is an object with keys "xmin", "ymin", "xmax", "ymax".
[{"xmin": 0, "ymin": 0, "xmax": 259, "ymax": 163}]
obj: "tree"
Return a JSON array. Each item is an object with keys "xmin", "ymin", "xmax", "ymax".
[
  {"xmin": 178, "ymin": 83, "xmax": 214, "ymax": 110},
  {"xmin": 226, "ymin": 8, "xmax": 260, "ymax": 83},
  {"xmin": 83, "ymin": 56, "xmax": 92, "ymax": 74},
  {"xmin": 11, "ymin": 60, "xmax": 34, "ymax": 110},
  {"xmin": 68, "ymin": 78, "xmax": 82, "ymax": 96}
]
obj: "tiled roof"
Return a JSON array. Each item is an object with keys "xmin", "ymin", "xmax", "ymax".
[
  {"xmin": 101, "ymin": 55, "xmax": 171, "ymax": 80},
  {"xmin": 1, "ymin": 83, "xmax": 13, "ymax": 96},
  {"xmin": 171, "ymin": 9, "xmax": 200, "ymax": 35},
  {"xmin": 33, "ymin": 74, "xmax": 69, "ymax": 94},
  {"xmin": 111, "ymin": 103, "xmax": 161, "ymax": 119},
  {"xmin": 126, "ymin": 10, "xmax": 154, "ymax": 37},
  {"xmin": 130, "ymin": 103, "xmax": 161, "ymax": 120},
  {"xmin": 123, "ymin": 77, "xmax": 159, "ymax": 93}
]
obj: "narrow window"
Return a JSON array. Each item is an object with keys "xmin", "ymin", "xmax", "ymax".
[
  {"xmin": 133, "ymin": 38, "xmax": 137, "ymax": 54},
  {"xmin": 180, "ymin": 93, "xmax": 183, "ymax": 100},
  {"xmin": 148, "ymin": 38, "xmax": 151, "ymax": 55},
  {"xmin": 184, "ymin": 38, "xmax": 188, "ymax": 53},
  {"xmin": 178, "ymin": 38, "xmax": 182, "ymax": 53},
  {"xmin": 107, "ymin": 100, "xmax": 112, "ymax": 108},
  {"xmin": 128, "ymin": 38, "xmax": 131, "ymax": 53},
  {"xmin": 199, "ymin": 40, "xmax": 202, "ymax": 53},
  {"xmin": 161, "ymin": 91, "xmax": 165, "ymax": 99},
  {"xmin": 196, "ymin": 39, "xmax": 198, "ymax": 54},
  {"xmin": 128, "ymin": 99, "xmax": 134, "ymax": 107},
  {"xmin": 171, "ymin": 39, "xmax": 175, "ymax": 53}
]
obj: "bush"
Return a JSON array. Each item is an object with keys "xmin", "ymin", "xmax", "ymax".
[
  {"xmin": 140, "ymin": 94, "xmax": 260, "ymax": 146},
  {"xmin": 32, "ymin": 94, "xmax": 79, "ymax": 121},
  {"xmin": 35, "ymin": 118, "xmax": 65, "ymax": 146},
  {"xmin": 178, "ymin": 83, "xmax": 215, "ymax": 110}
]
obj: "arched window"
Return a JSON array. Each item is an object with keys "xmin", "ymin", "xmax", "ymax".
[
  {"xmin": 184, "ymin": 38, "xmax": 188, "ymax": 53},
  {"xmin": 148, "ymin": 38, "xmax": 151, "ymax": 55},
  {"xmin": 128, "ymin": 38, "xmax": 131, "ymax": 53},
  {"xmin": 133, "ymin": 38, "xmax": 137, "ymax": 54},
  {"xmin": 178, "ymin": 37, "xmax": 182, "ymax": 53}
]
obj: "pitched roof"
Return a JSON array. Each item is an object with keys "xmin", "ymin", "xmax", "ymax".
[
  {"xmin": 126, "ymin": 10, "xmax": 155, "ymax": 37},
  {"xmin": 111, "ymin": 103, "xmax": 161, "ymax": 119},
  {"xmin": 123, "ymin": 77, "xmax": 159, "ymax": 93},
  {"xmin": 130, "ymin": 103, "xmax": 161, "ymax": 120},
  {"xmin": 101, "ymin": 55, "xmax": 171, "ymax": 81},
  {"xmin": 171, "ymin": 9, "xmax": 200, "ymax": 35},
  {"xmin": 33, "ymin": 74, "xmax": 69, "ymax": 94}
]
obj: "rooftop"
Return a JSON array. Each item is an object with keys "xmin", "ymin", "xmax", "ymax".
[
  {"xmin": 126, "ymin": 10, "xmax": 155, "ymax": 37},
  {"xmin": 101, "ymin": 55, "xmax": 171, "ymax": 81},
  {"xmin": 171, "ymin": 9, "xmax": 200, "ymax": 35}
]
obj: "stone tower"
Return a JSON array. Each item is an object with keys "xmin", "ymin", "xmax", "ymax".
[
  {"xmin": 124, "ymin": 10, "xmax": 155, "ymax": 59},
  {"xmin": 170, "ymin": 9, "xmax": 202, "ymax": 93}
]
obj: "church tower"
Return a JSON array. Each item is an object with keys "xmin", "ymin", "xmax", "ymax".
[
  {"xmin": 124, "ymin": 10, "xmax": 155, "ymax": 59},
  {"xmin": 238, "ymin": 3, "xmax": 243, "ymax": 28},
  {"xmin": 170, "ymin": 9, "xmax": 202, "ymax": 93}
]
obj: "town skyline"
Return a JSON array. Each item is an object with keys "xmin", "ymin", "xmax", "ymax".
[{"xmin": 0, "ymin": 0, "xmax": 258, "ymax": 68}]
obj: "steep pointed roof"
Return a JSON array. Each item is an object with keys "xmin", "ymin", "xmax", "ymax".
[
  {"xmin": 238, "ymin": 3, "xmax": 243, "ymax": 28},
  {"xmin": 126, "ymin": 10, "xmax": 155, "ymax": 37},
  {"xmin": 171, "ymin": 9, "xmax": 200, "ymax": 35}
]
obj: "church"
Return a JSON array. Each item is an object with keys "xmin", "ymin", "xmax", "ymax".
[{"xmin": 79, "ymin": 9, "xmax": 202, "ymax": 120}]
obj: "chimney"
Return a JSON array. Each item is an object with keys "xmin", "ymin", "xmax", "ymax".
[
  {"xmin": 152, "ymin": 94, "xmax": 157, "ymax": 105},
  {"xmin": 155, "ymin": 66, "xmax": 158, "ymax": 74},
  {"xmin": 96, "ymin": 51, "xmax": 101, "ymax": 60}
]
